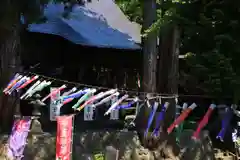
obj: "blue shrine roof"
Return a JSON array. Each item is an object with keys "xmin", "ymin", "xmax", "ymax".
[{"xmin": 27, "ymin": 0, "xmax": 141, "ymax": 50}]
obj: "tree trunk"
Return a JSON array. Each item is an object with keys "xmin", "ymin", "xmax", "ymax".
[
  {"xmin": 155, "ymin": 25, "xmax": 180, "ymax": 158},
  {"xmin": 142, "ymin": 0, "xmax": 157, "ymax": 93},
  {"xmin": 158, "ymin": 25, "xmax": 180, "ymax": 129},
  {"xmin": 0, "ymin": 1, "xmax": 22, "ymax": 131},
  {"xmin": 136, "ymin": 0, "xmax": 157, "ymax": 144}
]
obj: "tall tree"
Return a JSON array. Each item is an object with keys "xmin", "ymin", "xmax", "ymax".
[
  {"xmin": 0, "ymin": 0, "xmax": 84, "ymax": 130},
  {"xmin": 142, "ymin": 0, "xmax": 157, "ymax": 93},
  {"xmin": 0, "ymin": 0, "xmax": 24, "ymax": 130}
]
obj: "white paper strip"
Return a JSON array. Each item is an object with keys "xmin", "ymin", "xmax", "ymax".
[
  {"xmin": 110, "ymin": 96, "xmax": 119, "ymax": 120},
  {"xmin": 50, "ymin": 87, "xmax": 61, "ymax": 121},
  {"xmin": 84, "ymin": 105, "xmax": 94, "ymax": 121}
]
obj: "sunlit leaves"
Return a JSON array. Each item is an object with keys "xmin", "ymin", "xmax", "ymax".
[{"xmin": 115, "ymin": 0, "xmax": 142, "ymax": 24}]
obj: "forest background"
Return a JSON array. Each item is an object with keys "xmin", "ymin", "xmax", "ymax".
[{"xmin": 115, "ymin": 0, "xmax": 240, "ymax": 101}]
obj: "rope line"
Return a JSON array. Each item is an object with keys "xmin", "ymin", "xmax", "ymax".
[{"xmin": 22, "ymin": 71, "xmax": 233, "ymax": 99}]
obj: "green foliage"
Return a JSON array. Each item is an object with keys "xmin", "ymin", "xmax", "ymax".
[
  {"xmin": 115, "ymin": 0, "xmax": 142, "ymax": 24},
  {"xmin": 180, "ymin": 0, "xmax": 240, "ymax": 101},
  {"xmin": 94, "ymin": 153, "xmax": 104, "ymax": 160},
  {"xmin": 117, "ymin": 0, "xmax": 240, "ymax": 101},
  {"xmin": 186, "ymin": 50, "xmax": 239, "ymax": 98}
]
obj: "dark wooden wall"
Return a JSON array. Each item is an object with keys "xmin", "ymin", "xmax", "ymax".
[
  {"xmin": 22, "ymin": 32, "xmax": 142, "ymax": 89},
  {"xmin": 20, "ymin": 32, "xmax": 142, "ymax": 132}
]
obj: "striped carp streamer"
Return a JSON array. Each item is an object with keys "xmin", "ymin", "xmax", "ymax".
[
  {"xmin": 192, "ymin": 104, "xmax": 216, "ymax": 139},
  {"xmin": 104, "ymin": 94, "xmax": 129, "ymax": 115},
  {"xmin": 80, "ymin": 89, "xmax": 117, "ymax": 109},
  {"xmin": 93, "ymin": 92, "xmax": 120, "ymax": 107},
  {"xmin": 4, "ymin": 74, "xmax": 23, "ymax": 93},
  {"xmin": 62, "ymin": 98, "xmax": 73, "ymax": 105},
  {"xmin": 3, "ymin": 73, "xmax": 20, "ymax": 92},
  {"xmin": 175, "ymin": 103, "xmax": 188, "ymax": 142},
  {"xmin": 54, "ymin": 89, "xmax": 78, "ymax": 112},
  {"xmin": 216, "ymin": 107, "xmax": 233, "ymax": 142},
  {"xmin": 176, "ymin": 103, "xmax": 188, "ymax": 119},
  {"xmin": 61, "ymin": 87, "xmax": 77, "ymax": 97},
  {"xmin": 41, "ymin": 84, "xmax": 67, "ymax": 102},
  {"xmin": 78, "ymin": 92, "xmax": 104, "ymax": 109},
  {"xmin": 91, "ymin": 89, "xmax": 117, "ymax": 104},
  {"xmin": 116, "ymin": 97, "xmax": 139, "ymax": 109},
  {"xmin": 23, "ymin": 80, "xmax": 52, "ymax": 99},
  {"xmin": 55, "ymin": 87, "xmax": 78, "ymax": 105},
  {"xmin": 54, "ymin": 88, "xmax": 86, "ymax": 105},
  {"xmin": 152, "ymin": 102, "xmax": 170, "ymax": 136},
  {"xmin": 63, "ymin": 88, "xmax": 90, "ymax": 101},
  {"xmin": 68, "ymin": 89, "xmax": 116, "ymax": 109},
  {"xmin": 72, "ymin": 89, "xmax": 96, "ymax": 110},
  {"xmin": 144, "ymin": 102, "xmax": 159, "ymax": 138},
  {"xmin": 20, "ymin": 80, "xmax": 41, "ymax": 99},
  {"xmin": 16, "ymin": 75, "xmax": 39, "ymax": 91},
  {"xmin": 7, "ymin": 76, "xmax": 29, "ymax": 95},
  {"xmin": 167, "ymin": 103, "xmax": 197, "ymax": 134}
]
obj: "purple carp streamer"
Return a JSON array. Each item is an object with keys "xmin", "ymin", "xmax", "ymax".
[{"xmin": 7, "ymin": 117, "xmax": 32, "ymax": 159}]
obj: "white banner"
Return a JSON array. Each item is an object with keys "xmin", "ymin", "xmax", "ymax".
[
  {"xmin": 110, "ymin": 96, "xmax": 119, "ymax": 120},
  {"xmin": 50, "ymin": 87, "xmax": 61, "ymax": 121},
  {"xmin": 84, "ymin": 105, "xmax": 94, "ymax": 121}
]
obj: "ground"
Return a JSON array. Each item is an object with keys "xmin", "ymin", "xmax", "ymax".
[{"xmin": 0, "ymin": 129, "xmax": 233, "ymax": 160}]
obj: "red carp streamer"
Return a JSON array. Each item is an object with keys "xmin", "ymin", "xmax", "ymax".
[
  {"xmin": 192, "ymin": 104, "xmax": 216, "ymax": 139},
  {"xmin": 167, "ymin": 103, "xmax": 197, "ymax": 134}
]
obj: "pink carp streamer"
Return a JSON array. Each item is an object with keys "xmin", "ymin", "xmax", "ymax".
[
  {"xmin": 167, "ymin": 103, "xmax": 197, "ymax": 134},
  {"xmin": 192, "ymin": 104, "xmax": 216, "ymax": 139},
  {"xmin": 63, "ymin": 98, "xmax": 74, "ymax": 105},
  {"xmin": 41, "ymin": 85, "xmax": 66, "ymax": 102},
  {"xmin": 17, "ymin": 75, "xmax": 39, "ymax": 91}
]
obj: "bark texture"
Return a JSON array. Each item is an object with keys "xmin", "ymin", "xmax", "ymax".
[
  {"xmin": 158, "ymin": 25, "xmax": 180, "ymax": 129},
  {"xmin": 0, "ymin": 0, "xmax": 22, "ymax": 131},
  {"xmin": 142, "ymin": 0, "xmax": 157, "ymax": 93}
]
